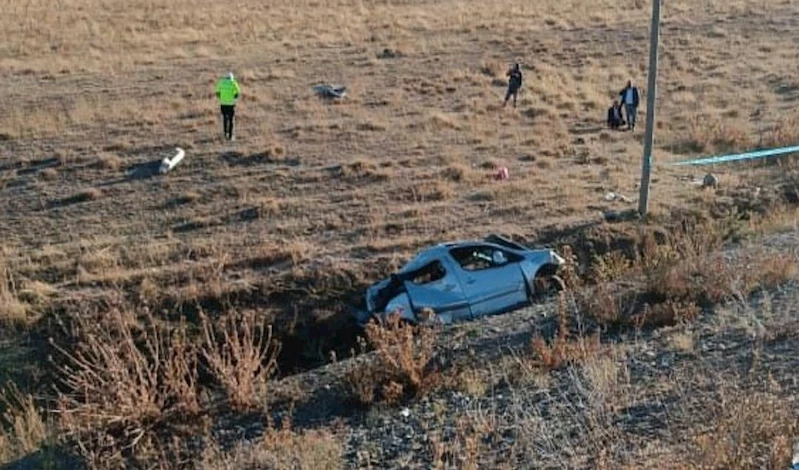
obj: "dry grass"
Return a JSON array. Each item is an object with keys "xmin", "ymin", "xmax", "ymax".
[
  {"xmin": 530, "ymin": 292, "xmax": 603, "ymax": 370},
  {"xmin": 346, "ymin": 313, "xmax": 441, "ymax": 405},
  {"xmin": 47, "ymin": 305, "xmax": 279, "ymax": 466},
  {"xmin": 0, "ymin": 384, "xmax": 49, "ymax": 466},
  {"xmin": 1, "ymin": 0, "xmax": 799, "ymax": 466},
  {"xmin": 200, "ymin": 309, "xmax": 281, "ymax": 411},
  {"xmin": 0, "ymin": 259, "xmax": 29, "ymax": 327},
  {"xmin": 49, "ymin": 308, "xmax": 201, "ymax": 465},
  {"xmin": 201, "ymin": 419, "xmax": 343, "ymax": 470},
  {"xmin": 688, "ymin": 388, "xmax": 798, "ymax": 469},
  {"xmin": 575, "ymin": 216, "xmax": 798, "ymax": 330}
]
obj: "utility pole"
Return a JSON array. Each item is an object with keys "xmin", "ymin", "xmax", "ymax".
[{"xmin": 638, "ymin": 0, "xmax": 662, "ymax": 218}]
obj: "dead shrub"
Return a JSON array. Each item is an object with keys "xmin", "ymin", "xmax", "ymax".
[
  {"xmin": 578, "ymin": 282, "xmax": 633, "ymax": 327},
  {"xmin": 428, "ymin": 416, "xmax": 482, "ymax": 470},
  {"xmin": 38, "ymin": 167, "xmax": 58, "ymax": 181},
  {"xmin": 439, "ymin": 164, "xmax": 473, "ymax": 183},
  {"xmin": 631, "ymin": 300, "xmax": 701, "ymax": 330},
  {"xmin": 738, "ymin": 253, "xmax": 798, "ymax": 296},
  {"xmin": 0, "ymin": 259, "xmax": 29, "ymax": 327},
  {"xmin": 339, "ymin": 160, "xmax": 388, "ymax": 181},
  {"xmin": 410, "ymin": 181, "xmax": 454, "ymax": 202},
  {"xmin": 50, "ymin": 308, "xmax": 201, "ymax": 465},
  {"xmin": 200, "ymin": 418, "xmax": 343, "ymax": 470},
  {"xmin": 574, "ymin": 216, "xmax": 797, "ymax": 330},
  {"xmin": 688, "ymin": 389, "xmax": 799, "ymax": 469},
  {"xmin": 680, "ymin": 116, "xmax": 752, "ymax": 154},
  {"xmin": 530, "ymin": 293, "xmax": 602, "ymax": 370},
  {"xmin": 346, "ymin": 313, "xmax": 440, "ymax": 405},
  {"xmin": 200, "ymin": 309, "xmax": 281, "ymax": 411},
  {"xmin": 58, "ymin": 188, "xmax": 102, "ymax": 206},
  {"xmin": 763, "ymin": 114, "xmax": 799, "ymax": 149},
  {"xmin": 0, "ymin": 384, "xmax": 49, "ymax": 465},
  {"xmin": 94, "ymin": 153, "xmax": 122, "ymax": 171}
]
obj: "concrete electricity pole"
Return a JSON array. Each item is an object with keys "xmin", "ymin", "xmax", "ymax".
[{"xmin": 638, "ymin": 0, "xmax": 662, "ymax": 218}]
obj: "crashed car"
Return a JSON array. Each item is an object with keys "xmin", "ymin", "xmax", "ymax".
[{"xmin": 354, "ymin": 234, "xmax": 566, "ymax": 326}]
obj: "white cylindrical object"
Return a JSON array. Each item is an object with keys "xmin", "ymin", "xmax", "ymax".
[{"xmin": 159, "ymin": 148, "xmax": 185, "ymax": 174}]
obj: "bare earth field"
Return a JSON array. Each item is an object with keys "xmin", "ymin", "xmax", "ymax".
[{"xmin": 1, "ymin": 0, "xmax": 799, "ymax": 468}]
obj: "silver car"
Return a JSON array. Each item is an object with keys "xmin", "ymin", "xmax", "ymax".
[{"xmin": 354, "ymin": 234, "xmax": 566, "ymax": 326}]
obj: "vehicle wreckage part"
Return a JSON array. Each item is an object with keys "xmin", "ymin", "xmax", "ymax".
[
  {"xmin": 159, "ymin": 147, "xmax": 185, "ymax": 174},
  {"xmin": 356, "ymin": 234, "xmax": 567, "ymax": 327}
]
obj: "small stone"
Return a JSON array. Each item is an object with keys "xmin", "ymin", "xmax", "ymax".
[{"xmin": 703, "ymin": 173, "xmax": 719, "ymax": 188}]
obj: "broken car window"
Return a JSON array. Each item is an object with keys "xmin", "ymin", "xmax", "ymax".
[
  {"xmin": 449, "ymin": 246, "xmax": 515, "ymax": 272},
  {"xmin": 409, "ymin": 261, "xmax": 446, "ymax": 284}
]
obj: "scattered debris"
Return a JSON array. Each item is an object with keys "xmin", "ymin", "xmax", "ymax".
[
  {"xmin": 495, "ymin": 167, "xmax": 509, "ymax": 180},
  {"xmin": 313, "ymin": 84, "xmax": 347, "ymax": 100},
  {"xmin": 159, "ymin": 147, "xmax": 185, "ymax": 174},
  {"xmin": 353, "ymin": 234, "xmax": 565, "ymax": 327},
  {"xmin": 604, "ymin": 192, "xmax": 633, "ymax": 203},
  {"xmin": 603, "ymin": 208, "xmax": 640, "ymax": 223},
  {"xmin": 702, "ymin": 173, "xmax": 719, "ymax": 188},
  {"xmin": 377, "ymin": 48, "xmax": 401, "ymax": 59}
]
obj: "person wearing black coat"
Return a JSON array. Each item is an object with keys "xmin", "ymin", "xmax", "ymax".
[
  {"xmin": 607, "ymin": 100, "xmax": 625, "ymax": 129},
  {"xmin": 503, "ymin": 63, "xmax": 523, "ymax": 108}
]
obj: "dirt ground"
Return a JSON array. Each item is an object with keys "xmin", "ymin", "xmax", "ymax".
[
  {"xmin": 4, "ymin": 0, "xmax": 799, "ymax": 379},
  {"xmin": 2, "ymin": 0, "xmax": 799, "ymax": 383}
]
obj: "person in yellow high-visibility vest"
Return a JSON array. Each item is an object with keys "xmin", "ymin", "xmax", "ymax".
[{"xmin": 215, "ymin": 72, "xmax": 241, "ymax": 141}]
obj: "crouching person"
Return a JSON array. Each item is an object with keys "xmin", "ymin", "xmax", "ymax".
[{"xmin": 607, "ymin": 100, "xmax": 624, "ymax": 129}]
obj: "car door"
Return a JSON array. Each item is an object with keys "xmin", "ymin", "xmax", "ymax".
[
  {"xmin": 401, "ymin": 259, "xmax": 472, "ymax": 323},
  {"xmin": 448, "ymin": 245, "xmax": 528, "ymax": 319}
]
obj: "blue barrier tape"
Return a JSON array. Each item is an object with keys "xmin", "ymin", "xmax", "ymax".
[{"xmin": 666, "ymin": 145, "xmax": 799, "ymax": 166}]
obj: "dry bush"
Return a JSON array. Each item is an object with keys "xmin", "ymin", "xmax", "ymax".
[
  {"xmin": 763, "ymin": 114, "xmax": 799, "ymax": 149},
  {"xmin": 173, "ymin": 191, "xmax": 200, "ymax": 206},
  {"xmin": 555, "ymin": 245, "xmax": 582, "ymax": 290},
  {"xmin": 93, "ymin": 153, "xmax": 122, "ymax": 171},
  {"xmin": 576, "ymin": 217, "xmax": 797, "ymax": 330},
  {"xmin": 50, "ymin": 308, "xmax": 201, "ymax": 465},
  {"xmin": 200, "ymin": 418, "xmax": 343, "ymax": 470},
  {"xmin": 0, "ymin": 384, "xmax": 49, "ymax": 465},
  {"xmin": 200, "ymin": 309, "xmax": 281, "ymax": 411},
  {"xmin": 631, "ymin": 300, "xmax": 701, "ymax": 330},
  {"xmin": 686, "ymin": 388, "xmax": 798, "ymax": 469},
  {"xmin": 38, "ymin": 167, "xmax": 58, "ymax": 181},
  {"xmin": 530, "ymin": 293, "xmax": 602, "ymax": 370},
  {"xmin": 59, "ymin": 188, "xmax": 102, "ymax": 205},
  {"xmin": 338, "ymin": 160, "xmax": 388, "ymax": 181},
  {"xmin": 639, "ymin": 220, "xmax": 796, "ymax": 307},
  {"xmin": 439, "ymin": 163, "xmax": 475, "ymax": 183},
  {"xmin": 680, "ymin": 116, "xmax": 752, "ymax": 154},
  {"xmin": 346, "ymin": 313, "xmax": 440, "ymax": 405},
  {"xmin": 0, "ymin": 259, "xmax": 29, "ymax": 327},
  {"xmin": 428, "ymin": 416, "xmax": 482, "ymax": 470}
]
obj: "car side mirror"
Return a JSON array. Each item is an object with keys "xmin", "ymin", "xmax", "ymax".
[{"xmin": 492, "ymin": 250, "xmax": 507, "ymax": 265}]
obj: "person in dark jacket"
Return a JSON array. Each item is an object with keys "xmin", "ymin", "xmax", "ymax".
[
  {"xmin": 607, "ymin": 100, "xmax": 625, "ymax": 129},
  {"xmin": 619, "ymin": 79, "xmax": 640, "ymax": 130},
  {"xmin": 503, "ymin": 63, "xmax": 523, "ymax": 108}
]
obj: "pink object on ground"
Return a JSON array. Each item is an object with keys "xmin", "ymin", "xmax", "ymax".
[{"xmin": 496, "ymin": 166, "xmax": 509, "ymax": 180}]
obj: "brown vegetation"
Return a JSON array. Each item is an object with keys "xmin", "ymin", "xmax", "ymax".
[
  {"xmin": 1, "ymin": 0, "xmax": 799, "ymax": 467},
  {"xmin": 346, "ymin": 313, "xmax": 441, "ymax": 405},
  {"xmin": 573, "ymin": 214, "xmax": 798, "ymax": 330}
]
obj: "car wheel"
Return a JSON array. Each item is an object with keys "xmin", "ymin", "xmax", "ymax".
[{"xmin": 532, "ymin": 274, "xmax": 565, "ymax": 302}]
